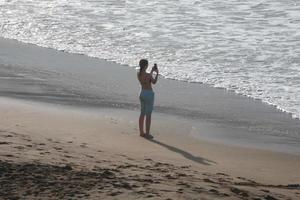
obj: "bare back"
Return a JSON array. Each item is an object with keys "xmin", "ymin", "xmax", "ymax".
[{"xmin": 138, "ymin": 72, "xmax": 153, "ymax": 90}]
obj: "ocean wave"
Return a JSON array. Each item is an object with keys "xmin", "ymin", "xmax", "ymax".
[{"xmin": 0, "ymin": 0, "xmax": 299, "ymax": 119}]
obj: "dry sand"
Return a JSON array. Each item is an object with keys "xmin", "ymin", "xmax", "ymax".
[{"xmin": 0, "ymin": 97, "xmax": 299, "ymax": 200}]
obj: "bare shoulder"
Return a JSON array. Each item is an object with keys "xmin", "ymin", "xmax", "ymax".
[
  {"xmin": 146, "ymin": 72, "xmax": 152, "ymax": 77},
  {"xmin": 140, "ymin": 72, "xmax": 151, "ymax": 78}
]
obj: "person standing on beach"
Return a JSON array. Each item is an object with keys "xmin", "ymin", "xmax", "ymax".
[{"xmin": 137, "ymin": 59, "xmax": 159, "ymax": 139}]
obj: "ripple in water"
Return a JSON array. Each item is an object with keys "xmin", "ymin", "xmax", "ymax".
[{"xmin": 0, "ymin": 0, "xmax": 299, "ymax": 119}]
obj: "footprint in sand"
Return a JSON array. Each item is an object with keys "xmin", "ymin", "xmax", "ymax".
[
  {"xmin": 209, "ymin": 189, "xmax": 219, "ymax": 193},
  {"xmin": 14, "ymin": 146, "xmax": 25, "ymax": 150},
  {"xmin": 177, "ymin": 188, "xmax": 184, "ymax": 193},
  {"xmin": 145, "ymin": 194, "xmax": 155, "ymax": 198},
  {"xmin": 216, "ymin": 172, "xmax": 229, "ymax": 177},
  {"xmin": 264, "ymin": 195, "xmax": 279, "ymax": 200},
  {"xmin": 2, "ymin": 154, "xmax": 14, "ymax": 158},
  {"xmin": 217, "ymin": 177, "xmax": 231, "ymax": 183},
  {"xmin": 192, "ymin": 186, "xmax": 203, "ymax": 193},
  {"xmin": 80, "ymin": 143, "xmax": 88, "ymax": 148},
  {"xmin": 9, "ymin": 131, "xmax": 18, "ymax": 135},
  {"xmin": 109, "ymin": 191, "xmax": 123, "ymax": 196},
  {"xmin": 176, "ymin": 172, "xmax": 188, "ymax": 177},
  {"xmin": 47, "ymin": 138, "xmax": 60, "ymax": 143},
  {"xmin": 53, "ymin": 147, "xmax": 63, "ymax": 151},
  {"xmin": 126, "ymin": 157, "xmax": 135, "ymax": 161},
  {"xmin": 136, "ymin": 190, "xmax": 147, "ymax": 195},
  {"xmin": 203, "ymin": 178, "xmax": 215, "ymax": 184},
  {"xmin": 180, "ymin": 165, "xmax": 191, "ymax": 169},
  {"xmin": 64, "ymin": 155, "xmax": 74, "ymax": 158},
  {"xmin": 209, "ymin": 189, "xmax": 229, "ymax": 197},
  {"xmin": 0, "ymin": 141, "xmax": 11, "ymax": 145},
  {"xmin": 3, "ymin": 134, "xmax": 13, "ymax": 138},
  {"xmin": 230, "ymin": 187, "xmax": 249, "ymax": 197},
  {"xmin": 210, "ymin": 185, "xmax": 219, "ymax": 189},
  {"xmin": 177, "ymin": 181, "xmax": 191, "ymax": 188},
  {"xmin": 165, "ymin": 174, "xmax": 177, "ymax": 180}
]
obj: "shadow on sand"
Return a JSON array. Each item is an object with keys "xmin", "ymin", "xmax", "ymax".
[{"xmin": 147, "ymin": 138, "xmax": 216, "ymax": 165}]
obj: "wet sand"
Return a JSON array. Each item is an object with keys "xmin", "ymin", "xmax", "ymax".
[
  {"xmin": 0, "ymin": 37, "xmax": 300, "ymax": 199},
  {"xmin": 0, "ymin": 37, "xmax": 300, "ymax": 154},
  {"xmin": 0, "ymin": 98, "xmax": 299, "ymax": 199}
]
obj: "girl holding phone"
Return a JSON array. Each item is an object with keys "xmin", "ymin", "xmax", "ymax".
[{"xmin": 137, "ymin": 59, "xmax": 159, "ymax": 138}]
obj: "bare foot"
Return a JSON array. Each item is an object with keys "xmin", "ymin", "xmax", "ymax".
[
  {"xmin": 144, "ymin": 134, "xmax": 154, "ymax": 139},
  {"xmin": 140, "ymin": 133, "xmax": 145, "ymax": 137}
]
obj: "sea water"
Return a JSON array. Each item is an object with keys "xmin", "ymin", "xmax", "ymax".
[{"xmin": 0, "ymin": 0, "xmax": 299, "ymax": 119}]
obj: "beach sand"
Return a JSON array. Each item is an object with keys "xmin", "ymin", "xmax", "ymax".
[
  {"xmin": 0, "ymin": 97, "xmax": 299, "ymax": 199},
  {"xmin": 0, "ymin": 37, "xmax": 300, "ymax": 199},
  {"xmin": 1, "ymin": 37, "xmax": 300, "ymax": 155}
]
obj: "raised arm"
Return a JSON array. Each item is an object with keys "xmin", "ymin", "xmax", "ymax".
[{"xmin": 150, "ymin": 69, "xmax": 159, "ymax": 84}]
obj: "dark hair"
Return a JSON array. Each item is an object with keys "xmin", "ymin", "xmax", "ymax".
[{"xmin": 139, "ymin": 59, "xmax": 148, "ymax": 75}]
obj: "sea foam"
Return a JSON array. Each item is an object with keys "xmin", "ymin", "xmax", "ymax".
[{"xmin": 0, "ymin": 0, "xmax": 299, "ymax": 119}]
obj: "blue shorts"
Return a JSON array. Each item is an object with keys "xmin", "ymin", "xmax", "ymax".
[{"xmin": 139, "ymin": 90, "xmax": 154, "ymax": 116}]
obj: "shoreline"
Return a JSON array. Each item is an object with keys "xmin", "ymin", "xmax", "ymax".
[
  {"xmin": 0, "ymin": 37, "xmax": 300, "ymax": 154},
  {"xmin": 0, "ymin": 36, "xmax": 299, "ymax": 198},
  {"xmin": 0, "ymin": 97, "xmax": 299, "ymax": 199},
  {"xmin": 1, "ymin": 37, "xmax": 298, "ymax": 120}
]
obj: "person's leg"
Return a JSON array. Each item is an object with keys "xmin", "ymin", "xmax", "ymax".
[
  {"xmin": 139, "ymin": 93, "xmax": 146, "ymax": 136},
  {"xmin": 145, "ymin": 114, "xmax": 151, "ymax": 135},
  {"xmin": 139, "ymin": 114, "xmax": 145, "ymax": 136},
  {"xmin": 144, "ymin": 91, "xmax": 154, "ymax": 138}
]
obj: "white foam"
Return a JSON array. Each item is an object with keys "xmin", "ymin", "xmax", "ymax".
[{"xmin": 0, "ymin": 0, "xmax": 299, "ymax": 120}]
